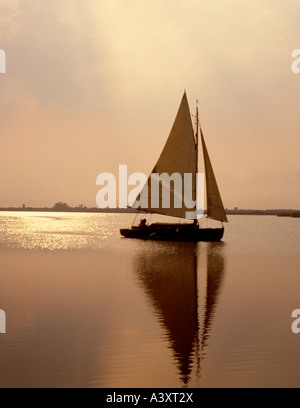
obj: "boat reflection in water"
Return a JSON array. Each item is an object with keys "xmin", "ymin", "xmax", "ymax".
[{"xmin": 134, "ymin": 241, "xmax": 225, "ymax": 386}]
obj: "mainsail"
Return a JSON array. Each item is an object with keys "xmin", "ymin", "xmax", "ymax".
[
  {"xmin": 132, "ymin": 91, "xmax": 228, "ymax": 224},
  {"xmin": 133, "ymin": 92, "xmax": 197, "ymax": 219},
  {"xmin": 201, "ymin": 129, "xmax": 228, "ymax": 223}
]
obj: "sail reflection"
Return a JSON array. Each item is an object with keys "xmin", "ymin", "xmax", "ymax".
[
  {"xmin": 201, "ymin": 243, "xmax": 226, "ymax": 351},
  {"xmin": 134, "ymin": 241, "xmax": 225, "ymax": 386}
]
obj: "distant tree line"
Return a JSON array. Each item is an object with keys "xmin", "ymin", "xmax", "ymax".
[{"xmin": 52, "ymin": 202, "xmax": 87, "ymax": 211}]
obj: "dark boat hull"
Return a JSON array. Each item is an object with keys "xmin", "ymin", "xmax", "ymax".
[{"xmin": 120, "ymin": 223, "xmax": 224, "ymax": 242}]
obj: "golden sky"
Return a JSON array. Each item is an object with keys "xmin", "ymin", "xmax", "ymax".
[{"xmin": 0, "ymin": 0, "xmax": 300, "ymax": 209}]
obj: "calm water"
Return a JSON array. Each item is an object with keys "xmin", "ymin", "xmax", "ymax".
[{"xmin": 0, "ymin": 212, "xmax": 300, "ymax": 388}]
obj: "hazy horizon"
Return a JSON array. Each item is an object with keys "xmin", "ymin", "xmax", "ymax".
[{"xmin": 1, "ymin": 0, "xmax": 300, "ymax": 209}]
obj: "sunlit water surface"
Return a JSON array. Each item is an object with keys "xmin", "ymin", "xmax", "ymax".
[{"xmin": 0, "ymin": 212, "xmax": 300, "ymax": 388}]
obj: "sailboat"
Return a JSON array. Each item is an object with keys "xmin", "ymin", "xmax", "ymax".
[{"xmin": 120, "ymin": 92, "xmax": 228, "ymax": 242}]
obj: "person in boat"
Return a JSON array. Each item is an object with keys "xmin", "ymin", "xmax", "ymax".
[{"xmin": 139, "ymin": 219, "xmax": 148, "ymax": 229}]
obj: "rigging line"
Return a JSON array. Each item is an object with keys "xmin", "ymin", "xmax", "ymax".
[
  {"xmin": 132, "ymin": 210, "xmax": 140, "ymax": 227},
  {"xmin": 148, "ymin": 213, "xmax": 153, "ymax": 224}
]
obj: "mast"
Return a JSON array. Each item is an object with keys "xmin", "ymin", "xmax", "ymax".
[{"xmin": 194, "ymin": 102, "xmax": 199, "ymax": 227}]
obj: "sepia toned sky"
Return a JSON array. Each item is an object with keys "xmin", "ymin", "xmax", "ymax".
[{"xmin": 0, "ymin": 0, "xmax": 300, "ymax": 209}]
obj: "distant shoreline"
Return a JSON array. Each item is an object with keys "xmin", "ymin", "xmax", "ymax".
[
  {"xmin": 0, "ymin": 208, "xmax": 137, "ymax": 214},
  {"xmin": 0, "ymin": 208, "xmax": 299, "ymax": 217}
]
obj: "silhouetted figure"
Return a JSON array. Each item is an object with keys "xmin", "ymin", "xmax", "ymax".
[{"xmin": 139, "ymin": 219, "xmax": 147, "ymax": 228}]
